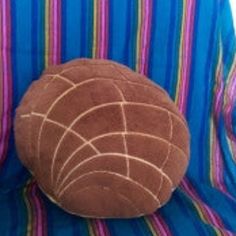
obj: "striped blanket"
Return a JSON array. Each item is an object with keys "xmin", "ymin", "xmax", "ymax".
[{"xmin": 0, "ymin": 0, "xmax": 236, "ymax": 235}]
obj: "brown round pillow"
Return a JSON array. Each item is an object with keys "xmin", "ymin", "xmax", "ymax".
[{"xmin": 14, "ymin": 59, "xmax": 190, "ymax": 218}]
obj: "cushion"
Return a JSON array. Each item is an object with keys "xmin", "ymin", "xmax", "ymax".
[{"xmin": 14, "ymin": 58, "xmax": 189, "ymax": 218}]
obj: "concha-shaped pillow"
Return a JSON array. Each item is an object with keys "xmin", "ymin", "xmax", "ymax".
[{"xmin": 15, "ymin": 59, "xmax": 190, "ymax": 218}]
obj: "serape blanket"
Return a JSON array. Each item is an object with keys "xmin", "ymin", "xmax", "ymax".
[{"xmin": 0, "ymin": 0, "xmax": 236, "ymax": 235}]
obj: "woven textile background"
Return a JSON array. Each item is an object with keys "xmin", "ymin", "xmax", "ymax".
[{"xmin": 0, "ymin": 0, "xmax": 236, "ymax": 235}]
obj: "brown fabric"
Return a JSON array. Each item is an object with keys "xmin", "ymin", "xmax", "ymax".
[{"xmin": 14, "ymin": 58, "xmax": 190, "ymax": 218}]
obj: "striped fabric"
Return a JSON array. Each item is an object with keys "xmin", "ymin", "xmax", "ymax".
[{"xmin": 0, "ymin": 0, "xmax": 236, "ymax": 235}]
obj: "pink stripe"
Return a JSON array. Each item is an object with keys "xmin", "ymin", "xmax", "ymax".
[
  {"xmin": 151, "ymin": 214, "xmax": 171, "ymax": 236},
  {"xmin": 0, "ymin": 0, "xmax": 9, "ymax": 164},
  {"xmin": 99, "ymin": 0, "xmax": 107, "ymax": 59},
  {"xmin": 140, "ymin": 0, "xmax": 150, "ymax": 75},
  {"xmin": 181, "ymin": 179, "xmax": 227, "ymax": 230},
  {"xmin": 211, "ymin": 56, "xmax": 236, "ymax": 201},
  {"xmin": 214, "ymin": 67, "xmax": 224, "ymax": 120},
  {"xmin": 105, "ymin": 0, "xmax": 109, "ymax": 59},
  {"xmin": 228, "ymin": 67, "xmax": 236, "ymax": 99},
  {"xmin": 215, "ymin": 142, "xmax": 222, "ymax": 189},
  {"xmin": 179, "ymin": 1, "xmax": 195, "ymax": 113},
  {"xmin": 96, "ymin": 219, "xmax": 107, "ymax": 236},
  {"xmin": 31, "ymin": 183, "xmax": 44, "ymax": 236},
  {"xmin": 225, "ymin": 68, "xmax": 236, "ymax": 141},
  {"xmin": 213, "ymin": 66, "xmax": 225, "ymax": 190},
  {"xmin": 144, "ymin": 0, "xmax": 152, "ymax": 75}
]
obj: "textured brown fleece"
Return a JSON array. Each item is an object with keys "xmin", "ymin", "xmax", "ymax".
[{"xmin": 14, "ymin": 59, "xmax": 190, "ymax": 218}]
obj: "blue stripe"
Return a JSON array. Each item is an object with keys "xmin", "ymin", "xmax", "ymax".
[
  {"xmin": 80, "ymin": 0, "xmax": 87, "ymax": 58},
  {"xmin": 198, "ymin": 1, "xmax": 218, "ymax": 183},
  {"xmin": 31, "ymin": 0, "xmax": 38, "ymax": 81},
  {"xmin": 126, "ymin": 0, "xmax": 138, "ymax": 70},
  {"xmin": 174, "ymin": 190, "xmax": 207, "ymax": 235},
  {"xmin": 38, "ymin": 0, "xmax": 45, "ymax": 71},
  {"xmin": 186, "ymin": 1, "xmax": 200, "ymax": 121},
  {"xmin": 106, "ymin": 219, "xmax": 140, "ymax": 236},
  {"xmin": 74, "ymin": 217, "xmax": 90, "ymax": 236},
  {"xmin": 164, "ymin": 1, "xmax": 177, "ymax": 93},
  {"xmin": 106, "ymin": 219, "xmax": 118, "ymax": 236},
  {"xmin": 0, "ymin": 193, "xmax": 11, "ymax": 235},
  {"xmin": 147, "ymin": 0, "xmax": 157, "ymax": 79},
  {"xmin": 129, "ymin": 219, "xmax": 147, "ymax": 236},
  {"xmin": 123, "ymin": 0, "xmax": 131, "ymax": 66},
  {"xmin": 149, "ymin": 0, "xmax": 172, "ymax": 87},
  {"xmin": 176, "ymin": 188, "xmax": 217, "ymax": 235},
  {"xmin": 192, "ymin": 180, "xmax": 236, "ymax": 231},
  {"xmin": 88, "ymin": 0, "xmax": 94, "ymax": 58},
  {"xmin": 170, "ymin": 1, "xmax": 184, "ymax": 99},
  {"xmin": 61, "ymin": 0, "xmax": 67, "ymax": 62},
  {"xmin": 124, "ymin": 0, "xmax": 134, "ymax": 68},
  {"xmin": 8, "ymin": 192, "xmax": 19, "ymax": 236}
]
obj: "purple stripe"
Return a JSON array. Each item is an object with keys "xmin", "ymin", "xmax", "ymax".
[
  {"xmin": 179, "ymin": 1, "xmax": 195, "ymax": 113},
  {"xmin": 140, "ymin": 0, "xmax": 150, "ymax": 75},
  {"xmin": 212, "ymin": 53, "xmax": 236, "ymax": 201},
  {"xmin": 31, "ymin": 184, "xmax": 44, "ymax": 236},
  {"xmin": 214, "ymin": 67, "xmax": 224, "ymax": 120},
  {"xmin": 96, "ymin": 219, "xmax": 107, "ymax": 236},
  {"xmin": 151, "ymin": 214, "xmax": 171, "ymax": 236},
  {"xmin": 100, "ymin": 0, "xmax": 107, "ymax": 59},
  {"xmin": 181, "ymin": 179, "xmax": 226, "ymax": 230},
  {"xmin": 213, "ymin": 66, "xmax": 225, "ymax": 190},
  {"xmin": 225, "ymin": 68, "xmax": 236, "ymax": 142}
]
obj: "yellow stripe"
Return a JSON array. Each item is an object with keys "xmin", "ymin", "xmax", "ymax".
[
  {"xmin": 227, "ymin": 55, "xmax": 236, "ymax": 82},
  {"xmin": 226, "ymin": 135, "xmax": 236, "ymax": 163},
  {"xmin": 45, "ymin": 0, "xmax": 49, "ymax": 67},
  {"xmin": 135, "ymin": 0, "xmax": 142, "ymax": 72},
  {"xmin": 223, "ymin": 55, "xmax": 236, "ymax": 105},
  {"xmin": 209, "ymin": 43, "xmax": 222, "ymax": 186},
  {"xmin": 193, "ymin": 203, "xmax": 223, "ymax": 236},
  {"xmin": 223, "ymin": 54, "xmax": 236, "ymax": 164},
  {"xmin": 87, "ymin": 219, "xmax": 96, "ymax": 236},
  {"xmin": 92, "ymin": 0, "xmax": 97, "ymax": 58},
  {"xmin": 144, "ymin": 216, "xmax": 159, "ymax": 236},
  {"xmin": 175, "ymin": 0, "xmax": 186, "ymax": 104}
]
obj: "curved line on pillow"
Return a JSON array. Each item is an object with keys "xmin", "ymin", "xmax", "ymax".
[
  {"xmin": 44, "ymin": 74, "xmax": 76, "ymax": 86},
  {"xmin": 63, "ymin": 185, "xmax": 141, "ymax": 216},
  {"xmin": 50, "ymin": 101, "xmax": 186, "ymax": 187},
  {"xmin": 46, "ymin": 62, "xmax": 169, "ymax": 101},
  {"xmin": 56, "ymin": 152, "xmax": 173, "ymax": 195},
  {"xmin": 27, "ymin": 71, "xmax": 186, "ymax": 187},
  {"xmin": 111, "ymin": 83, "xmax": 130, "ymax": 177},
  {"xmin": 156, "ymin": 112, "xmax": 173, "ymax": 196},
  {"xmin": 49, "ymin": 81, "xmax": 125, "ymax": 186},
  {"xmin": 37, "ymin": 77, "xmax": 186, "ymax": 180},
  {"xmin": 21, "ymin": 113, "xmax": 186, "ymax": 192},
  {"xmin": 54, "ymin": 128, "xmax": 187, "ymax": 186},
  {"xmin": 36, "ymin": 63, "xmax": 186, "ymax": 175},
  {"xmin": 57, "ymin": 170, "xmax": 161, "ymax": 206},
  {"xmin": 111, "ymin": 64, "xmax": 167, "ymax": 96},
  {"xmin": 55, "ymin": 129, "xmax": 187, "ymax": 189}
]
